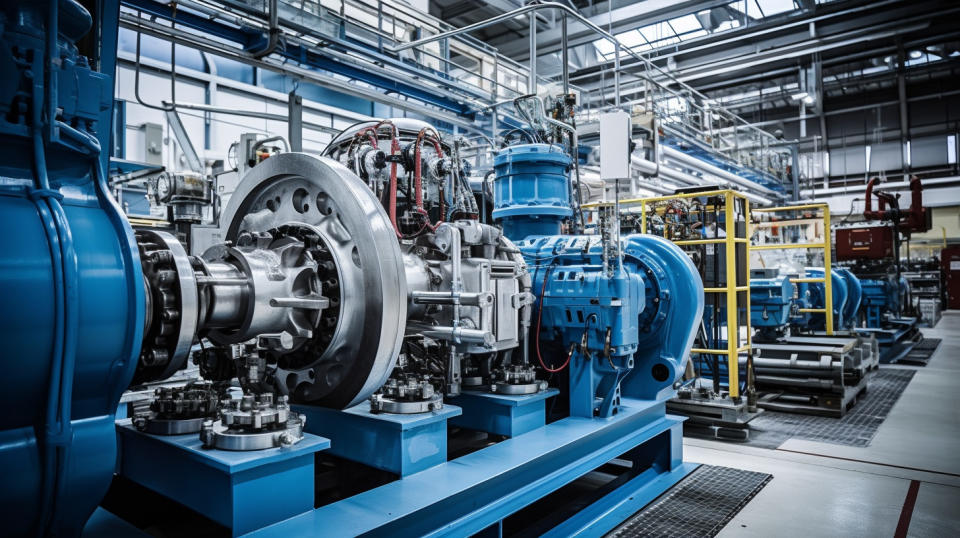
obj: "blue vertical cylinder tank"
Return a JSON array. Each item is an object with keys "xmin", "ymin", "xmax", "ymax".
[
  {"xmin": 0, "ymin": 1, "xmax": 144, "ymax": 535},
  {"xmin": 492, "ymin": 144, "xmax": 572, "ymax": 238}
]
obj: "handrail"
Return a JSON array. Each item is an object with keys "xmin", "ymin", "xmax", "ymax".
[{"xmin": 390, "ymin": 1, "xmax": 778, "ymax": 144}]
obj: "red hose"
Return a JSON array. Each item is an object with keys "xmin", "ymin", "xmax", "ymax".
[
  {"xmin": 357, "ymin": 122, "xmax": 402, "ymax": 237},
  {"xmin": 413, "ymin": 128, "xmax": 446, "ymax": 233},
  {"xmin": 535, "ymin": 266, "xmax": 571, "ymax": 373}
]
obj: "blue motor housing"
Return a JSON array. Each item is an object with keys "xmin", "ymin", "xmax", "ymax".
[
  {"xmin": 492, "ymin": 144, "xmax": 572, "ymax": 239},
  {"xmin": 750, "ymin": 273, "xmax": 794, "ymax": 328},
  {"xmin": 0, "ymin": 2, "xmax": 143, "ymax": 535},
  {"xmin": 518, "ymin": 235, "xmax": 703, "ymax": 417}
]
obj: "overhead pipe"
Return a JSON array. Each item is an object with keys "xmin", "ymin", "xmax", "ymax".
[
  {"xmin": 661, "ymin": 145, "xmax": 780, "ymax": 197},
  {"xmin": 118, "ymin": 14, "xmax": 481, "ymax": 133}
]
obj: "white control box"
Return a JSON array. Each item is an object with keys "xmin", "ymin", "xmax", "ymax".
[{"xmin": 599, "ymin": 111, "xmax": 631, "ymax": 181}]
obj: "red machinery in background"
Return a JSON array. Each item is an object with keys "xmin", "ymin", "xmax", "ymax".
[
  {"xmin": 943, "ymin": 248, "xmax": 960, "ymax": 309},
  {"xmin": 836, "ymin": 176, "xmax": 932, "ymax": 261},
  {"xmin": 836, "ymin": 226, "xmax": 894, "ymax": 260},
  {"xmin": 863, "ymin": 175, "xmax": 931, "ymax": 235}
]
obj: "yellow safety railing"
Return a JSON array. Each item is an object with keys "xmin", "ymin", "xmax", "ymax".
[
  {"xmin": 589, "ymin": 189, "xmax": 750, "ymax": 398},
  {"xmin": 751, "ymin": 203, "xmax": 834, "ymax": 335}
]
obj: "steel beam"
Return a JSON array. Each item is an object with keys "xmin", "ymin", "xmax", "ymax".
[{"xmin": 246, "ymin": 400, "xmax": 691, "ymax": 537}]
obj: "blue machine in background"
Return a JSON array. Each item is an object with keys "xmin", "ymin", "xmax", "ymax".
[
  {"xmin": 746, "ymin": 267, "xmax": 878, "ymax": 416},
  {"xmin": 0, "ymin": 1, "xmax": 144, "ymax": 534},
  {"xmin": 750, "ymin": 267, "xmax": 863, "ymax": 337},
  {"xmin": 856, "ymin": 273, "xmax": 920, "ymax": 362},
  {"xmin": 860, "ymin": 275, "xmax": 909, "ymax": 328},
  {"xmin": 836, "ymin": 268, "xmax": 863, "ymax": 330},
  {"xmin": 802, "ymin": 267, "xmax": 848, "ymax": 331},
  {"xmin": 749, "ymin": 269, "xmax": 797, "ymax": 341}
]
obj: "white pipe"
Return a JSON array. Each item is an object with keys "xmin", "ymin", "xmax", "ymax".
[
  {"xmin": 661, "ymin": 145, "xmax": 780, "ymax": 197},
  {"xmin": 631, "ymin": 155, "xmax": 774, "ymax": 205}
]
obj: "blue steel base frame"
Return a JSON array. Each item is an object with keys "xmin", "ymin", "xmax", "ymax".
[
  {"xmin": 856, "ymin": 318, "xmax": 922, "ymax": 363},
  {"xmin": 448, "ymin": 389, "xmax": 559, "ymax": 437},
  {"xmin": 295, "ymin": 403, "xmax": 461, "ymax": 477},
  {"xmin": 249, "ymin": 398, "xmax": 694, "ymax": 537},
  {"xmin": 115, "ymin": 421, "xmax": 330, "ymax": 536}
]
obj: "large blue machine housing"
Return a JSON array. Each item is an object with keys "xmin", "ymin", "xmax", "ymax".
[
  {"xmin": 0, "ymin": 1, "xmax": 144, "ymax": 535},
  {"xmin": 492, "ymin": 143, "xmax": 573, "ymax": 238},
  {"xmin": 494, "ymin": 143, "xmax": 703, "ymax": 419}
]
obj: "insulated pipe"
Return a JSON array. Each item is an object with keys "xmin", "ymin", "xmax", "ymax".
[
  {"xmin": 628, "ymin": 154, "xmax": 774, "ymax": 205},
  {"xmin": 661, "ymin": 145, "xmax": 779, "ymax": 197}
]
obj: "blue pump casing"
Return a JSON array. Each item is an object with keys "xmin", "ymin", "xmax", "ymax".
[
  {"xmin": 492, "ymin": 144, "xmax": 572, "ymax": 239},
  {"xmin": 494, "ymin": 143, "xmax": 702, "ymax": 417},
  {"xmin": 798, "ymin": 267, "xmax": 847, "ymax": 331},
  {"xmin": 835, "ymin": 268, "xmax": 862, "ymax": 330},
  {"xmin": 515, "ymin": 234, "xmax": 703, "ymax": 417},
  {"xmin": 0, "ymin": 2, "xmax": 143, "ymax": 534}
]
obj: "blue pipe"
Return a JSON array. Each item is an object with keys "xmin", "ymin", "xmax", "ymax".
[
  {"xmin": 31, "ymin": 2, "xmax": 81, "ymax": 531},
  {"xmin": 29, "ymin": 30, "xmax": 64, "ymax": 534}
]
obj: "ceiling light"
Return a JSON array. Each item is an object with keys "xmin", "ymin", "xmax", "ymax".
[{"xmin": 790, "ymin": 91, "xmax": 808, "ymax": 101}]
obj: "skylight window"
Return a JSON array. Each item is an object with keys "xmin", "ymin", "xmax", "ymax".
[
  {"xmin": 637, "ymin": 22, "xmax": 681, "ymax": 48},
  {"xmin": 594, "ymin": 38, "xmax": 615, "ymax": 56},
  {"xmin": 618, "ymin": 30, "xmax": 650, "ymax": 50},
  {"xmin": 755, "ymin": 0, "xmax": 797, "ymax": 17},
  {"xmin": 667, "ymin": 14, "xmax": 703, "ymax": 36},
  {"xmin": 730, "ymin": 0, "xmax": 797, "ymax": 18},
  {"xmin": 593, "ymin": 30, "xmax": 655, "ymax": 60}
]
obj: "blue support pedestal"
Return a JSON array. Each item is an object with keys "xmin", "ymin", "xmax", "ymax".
[
  {"xmin": 249, "ymin": 398, "xmax": 693, "ymax": 537},
  {"xmin": 115, "ymin": 421, "xmax": 329, "ymax": 536},
  {"xmin": 449, "ymin": 388, "xmax": 559, "ymax": 437},
  {"xmin": 294, "ymin": 403, "xmax": 461, "ymax": 476}
]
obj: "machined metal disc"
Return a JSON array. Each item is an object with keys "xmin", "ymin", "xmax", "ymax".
[
  {"xmin": 219, "ymin": 153, "xmax": 406, "ymax": 409},
  {"xmin": 492, "ymin": 382, "xmax": 544, "ymax": 395},
  {"xmin": 134, "ymin": 229, "xmax": 199, "ymax": 383}
]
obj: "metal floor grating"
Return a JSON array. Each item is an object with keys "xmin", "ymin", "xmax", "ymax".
[
  {"xmin": 742, "ymin": 368, "xmax": 917, "ymax": 448},
  {"xmin": 608, "ymin": 465, "xmax": 772, "ymax": 538},
  {"xmin": 898, "ymin": 337, "xmax": 941, "ymax": 366}
]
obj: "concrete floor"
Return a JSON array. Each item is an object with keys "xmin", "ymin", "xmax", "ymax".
[{"xmin": 687, "ymin": 311, "xmax": 960, "ymax": 537}]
